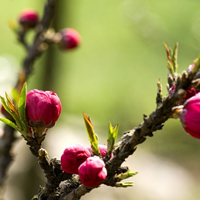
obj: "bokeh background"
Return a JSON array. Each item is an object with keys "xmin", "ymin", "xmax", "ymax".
[{"xmin": 0, "ymin": 0, "xmax": 200, "ymax": 199}]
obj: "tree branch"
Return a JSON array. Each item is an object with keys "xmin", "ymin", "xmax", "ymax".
[
  {"xmin": 0, "ymin": 0, "xmax": 58, "ymax": 191},
  {"xmin": 55, "ymin": 68, "xmax": 198, "ymax": 199}
]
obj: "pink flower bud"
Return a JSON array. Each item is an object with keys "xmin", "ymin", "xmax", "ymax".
[
  {"xmin": 180, "ymin": 92, "xmax": 200, "ymax": 139},
  {"xmin": 58, "ymin": 28, "xmax": 81, "ymax": 50},
  {"xmin": 26, "ymin": 89, "xmax": 61, "ymax": 128},
  {"xmin": 19, "ymin": 9, "xmax": 39, "ymax": 29},
  {"xmin": 61, "ymin": 144, "xmax": 91, "ymax": 174},
  {"xmin": 87, "ymin": 145, "xmax": 113, "ymax": 158},
  {"xmin": 78, "ymin": 156, "xmax": 107, "ymax": 188}
]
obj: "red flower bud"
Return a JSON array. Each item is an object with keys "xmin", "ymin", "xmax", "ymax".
[
  {"xmin": 78, "ymin": 156, "xmax": 107, "ymax": 188},
  {"xmin": 19, "ymin": 9, "xmax": 39, "ymax": 29},
  {"xmin": 26, "ymin": 89, "xmax": 61, "ymax": 128},
  {"xmin": 58, "ymin": 28, "xmax": 81, "ymax": 50},
  {"xmin": 180, "ymin": 92, "xmax": 200, "ymax": 139},
  {"xmin": 61, "ymin": 144, "xmax": 91, "ymax": 174},
  {"xmin": 87, "ymin": 145, "xmax": 113, "ymax": 158}
]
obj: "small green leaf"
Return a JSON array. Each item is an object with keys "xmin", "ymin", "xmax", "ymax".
[
  {"xmin": 172, "ymin": 42, "xmax": 178, "ymax": 72},
  {"xmin": 192, "ymin": 54, "xmax": 200, "ymax": 74},
  {"xmin": 18, "ymin": 82, "xmax": 29, "ymax": 132},
  {"xmin": 5, "ymin": 92, "xmax": 19, "ymax": 115},
  {"xmin": 0, "ymin": 118, "xmax": 20, "ymax": 131},
  {"xmin": 0, "ymin": 96, "xmax": 12, "ymax": 116},
  {"xmin": 164, "ymin": 43, "xmax": 173, "ymax": 68},
  {"xmin": 107, "ymin": 122, "xmax": 119, "ymax": 155},
  {"xmin": 164, "ymin": 43, "xmax": 178, "ymax": 76},
  {"xmin": 117, "ymin": 170, "xmax": 138, "ymax": 180},
  {"xmin": 167, "ymin": 60, "xmax": 174, "ymax": 75},
  {"xmin": 1, "ymin": 94, "xmax": 23, "ymax": 130},
  {"xmin": 83, "ymin": 112, "xmax": 99, "ymax": 155},
  {"xmin": 115, "ymin": 182, "xmax": 134, "ymax": 188}
]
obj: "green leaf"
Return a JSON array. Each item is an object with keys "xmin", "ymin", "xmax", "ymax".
[
  {"xmin": 12, "ymin": 88, "xmax": 20, "ymax": 106},
  {"xmin": 5, "ymin": 92, "xmax": 19, "ymax": 115},
  {"xmin": 164, "ymin": 43, "xmax": 178, "ymax": 76},
  {"xmin": 0, "ymin": 117, "xmax": 19, "ymax": 131},
  {"xmin": 117, "ymin": 170, "xmax": 138, "ymax": 180},
  {"xmin": 1, "ymin": 93, "xmax": 23, "ymax": 131},
  {"xmin": 172, "ymin": 42, "xmax": 178, "ymax": 72},
  {"xmin": 18, "ymin": 82, "xmax": 29, "ymax": 132},
  {"xmin": 115, "ymin": 182, "xmax": 134, "ymax": 188},
  {"xmin": 167, "ymin": 60, "xmax": 174, "ymax": 75},
  {"xmin": 0, "ymin": 96, "xmax": 12, "ymax": 116},
  {"xmin": 83, "ymin": 112, "xmax": 100, "ymax": 155},
  {"xmin": 192, "ymin": 54, "xmax": 200, "ymax": 74},
  {"xmin": 107, "ymin": 122, "xmax": 119, "ymax": 155}
]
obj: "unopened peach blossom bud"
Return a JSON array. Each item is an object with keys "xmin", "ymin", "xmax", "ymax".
[
  {"xmin": 18, "ymin": 9, "xmax": 39, "ymax": 29},
  {"xmin": 26, "ymin": 89, "xmax": 61, "ymax": 128},
  {"xmin": 58, "ymin": 28, "xmax": 81, "ymax": 50},
  {"xmin": 180, "ymin": 92, "xmax": 200, "ymax": 139},
  {"xmin": 78, "ymin": 156, "xmax": 107, "ymax": 188},
  {"xmin": 61, "ymin": 144, "xmax": 91, "ymax": 174}
]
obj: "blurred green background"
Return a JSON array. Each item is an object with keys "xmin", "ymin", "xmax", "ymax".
[{"xmin": 0, "ymin": 0, "xmax": 200, "ymax": 200}]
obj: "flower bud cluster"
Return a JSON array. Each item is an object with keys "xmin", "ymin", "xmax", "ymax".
[
  {"xmin": 17, "ymin": 9, "xmax": 81, "ymax": 50},
  {"xmin": 61, "ymin": 144, "xmax": 108, "ymax": 188},
  {"xmin": 168, "ymin": 63, "xmax": 200, "ymax": 139}
]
